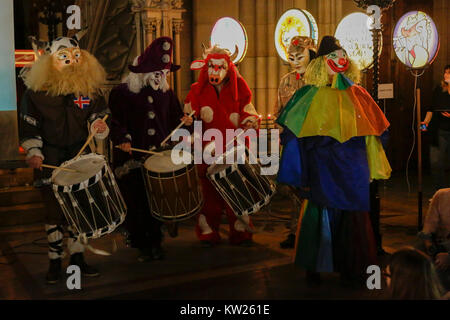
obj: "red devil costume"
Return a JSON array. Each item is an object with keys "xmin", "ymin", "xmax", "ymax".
[
  {"xmin": 109, "ymin": 37, "xmax": 183, "ymax": 261},
  {"xmin": 184, "ymin": 46, "xmax": 260, "ymax": 246}
]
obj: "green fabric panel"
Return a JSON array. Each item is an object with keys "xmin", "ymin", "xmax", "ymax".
[
  {"xmin": 294, "ymin": 201, "xmax": 322, "ymax": 270},
  {"xmin": 277, "ymin": 85, "xmax": 314, "ymax": 126},
  {"xmin": 279, "ymin": 86, "xmax": 319, "ymax": 136},
  {"xmin": 333, "ymin": 73, "xmax": 353, "ymax": 90}
]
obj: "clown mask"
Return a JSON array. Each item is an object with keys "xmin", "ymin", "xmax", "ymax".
[
  {"xmin": 144, "ymin": 69, "xmax": 170, "ymax": 91},
  {"xmin": 325, "ymin": 49, "xmax": 350, "ymax": 75},
  {"xmin": 53, "ymin": 47, "xmax": 82, "ymax": 72},
  {"xmin": 208, "ymin": 58, "xmax": 228, "ymax": 85}
]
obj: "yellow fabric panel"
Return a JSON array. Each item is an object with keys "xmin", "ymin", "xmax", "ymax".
[
  {"xmin": 299, "ymin": 87, "xmax": 357, "ymax": 143},
  {"xmin": 298, "ymin": 86, "xmax": 390, "ymax": 143},
  {"xmin": 365, "ymin": 136, "xmax": 392, "ymax": 180}
]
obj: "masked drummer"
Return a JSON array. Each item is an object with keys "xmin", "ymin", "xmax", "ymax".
[
  {"xmin": 182, "ymin": 45, "xmax": 260, "ymax": 247},
  {"xmin": 19, "ymin": 31, "xmax": 110, "ymax": 284},
  {"xmin": 109, "ymin": 37, "xmax": 183, "ymax": 262}
]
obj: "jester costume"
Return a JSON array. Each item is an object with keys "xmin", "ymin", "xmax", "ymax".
[{"xmin": 277, "ymin": 36, "xmax": 391, "ymax": 281}]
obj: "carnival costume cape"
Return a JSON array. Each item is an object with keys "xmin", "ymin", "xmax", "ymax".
[{"xmin": 277, "ymin": 73, "xmax": 391, "ymax": 212}]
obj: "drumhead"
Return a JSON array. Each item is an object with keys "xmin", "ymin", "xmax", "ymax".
[
  {"xmin": 52, "ymin": 153, "xmax": 106, "ymax": 187},
  {"xmin": 144, "ymin": 149, "xmax": 192, "ymax": 173}
]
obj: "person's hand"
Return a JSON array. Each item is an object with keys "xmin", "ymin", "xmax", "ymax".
[
  {"xmin": 242, "ymin": 120, "xmax": 259, "ymax": 130},
  {"xmin": 92, "ymin": 120, "xmax": 108, "ymax": 133},
  {"xmin": 420, "ymin": 121, "xmax": 428, "ymax": 131},
  {"xmin": 181, "ymin": 114, "xmax": 193, "ymax": 126},
  {"xmin": 26, "ymin": 156, "xmax": 43, "ymax": 170},
  {"xmin": 441, "ymin": 112, "xmax": 450, "ymax": 118},
  {"xmin": 435, "ymin": 252, "xmax": 450, "ymax": 270},
  {"xmin": 424, "ymin": 239, "xmax": 434, "ymax": 254},
  {"xmin": 118, "ymin": 142, "xmax": 132, "ymax": 155}
]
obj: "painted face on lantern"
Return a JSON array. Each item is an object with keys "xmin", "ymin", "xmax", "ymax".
[
  {"xmin": 53, "ymin": 47, "xmax": 82, "ymax": 71},
  {"xmin": 208, "ymin": 58, "xmax": 228, "ymax": 85},
  {"xmin": 144, "ymin": 69, "xmax": 170, "ymax": 91},
  {"xmin": 325, "ymin": 49, "xmax": 350, "ymax": 75},
  {"xmin": 288, "ymin": 47, "xmax": 311, "ymax": 73}
]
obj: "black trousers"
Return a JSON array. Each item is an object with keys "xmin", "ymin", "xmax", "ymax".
[{"xmin": 118, "ymin": 168, "xmax": 162, "ymax": 249}]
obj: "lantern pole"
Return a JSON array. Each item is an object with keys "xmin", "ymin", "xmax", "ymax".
[
  {"xmin": 416, "ymin": 86, "xmax": 423, "ymax": 230},
  {"xmin": 354, "ymin": 0, "xmax": 395, "ymax": 255}
]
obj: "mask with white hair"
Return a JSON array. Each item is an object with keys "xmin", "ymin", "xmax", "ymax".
[
  {"xmin": 144, "ymin": 69, "xmax": 170, "ymax": 91},
  {"xmin": 125, "ymin": 56, "xmax": 170, "ymax": 93}
]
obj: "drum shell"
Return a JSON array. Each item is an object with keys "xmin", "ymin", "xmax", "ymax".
[
  {"xmin": 142, "ymin": 163, "xmax": 203, "ymax": 222},
  {"xmin": 52, "ymin": 160, "xmax": 127, "ymax": 239},
  {"xmin": 207, "ymin": 162, "xmax": 275, "ymax": 216}
]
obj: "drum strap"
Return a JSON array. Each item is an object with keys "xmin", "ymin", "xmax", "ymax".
[
  {"xmin": 79, "ymin": 234, "xmax": 112, "ymax": 256},
  {"xmin": 85, "ymin": 244, "xmax": 112, "ymax": 256}
]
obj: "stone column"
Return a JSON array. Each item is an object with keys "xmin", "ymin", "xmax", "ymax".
[
  {"xmin": 239, "ymin": 0, "xmax": 257, "ymax": 111},
  {"xmin": 144, "ymin": 18, "xmax": 157, "ymax": 48},
  {"xmin": 267, "ymin": 0, "xmax": 279, "ymax": 117},
  {"xmin": 255, "ymin": 0, "xmax": 269, "ymax": 116},
  {"xmin": 276, "ymin": 1, "xmax": 290, "ymax": 86},
  {"xmin": 318, "ymin": 0, "xmax": 342, "ymax": 36},
  {"xmin": 173, "ymin": 18, "xmax": 184, "ymax": 99}
]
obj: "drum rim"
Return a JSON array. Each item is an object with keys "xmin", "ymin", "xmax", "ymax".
[
  {"xmin": 51, "ymin": 153, "xmax": 107, "ymax": 192},
  {"xmin": 69, "ymin": 212, "xmax": 126, "ymax": 240},
  {"xmin": 145, "ymin": 162, "xmax": 195, "ymax": 178},
  {"xmin": 207, "ymin": 166, "xmax": 277, "ymax": 216},
  {"xmin": 150, "ymin": 197, "xmax": 204, "ymax": 222},
  {"xmin": 143, "ymin": 149, "xmax": 193, "ymax": 174}
]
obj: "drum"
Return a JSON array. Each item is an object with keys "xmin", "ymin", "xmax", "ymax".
[
  {"xmin": 51, "ymin": 153, "xmax": 127, "ymax": 239},
  {"xmin": 142, "ymin": 149, "xmax": 203, "ymax": 222},
  {"xmin": 207, "ymin": 144, "xmax": 276, "ymax": 216}
]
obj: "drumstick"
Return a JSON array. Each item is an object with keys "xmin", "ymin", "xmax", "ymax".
[
  {"xmin": 160, "ymin": 110, "xmax": 196, "ymax": 147},
  {"xmin": 114, "ymin": 146, "xmax": 164, "ymax": 156},
  {"xmin": 41, "ymin": 164, "xmax": 79, "ymax": 173},
  {"xmin": 76, "ymin": 114, "xmax": 109, "ymax": 158}
]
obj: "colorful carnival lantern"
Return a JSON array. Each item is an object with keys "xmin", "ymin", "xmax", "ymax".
[
  {"xmin": 393, "ymin": 10, "xmax": 440, "ymax": 228},
  {"xmin": 393, "ymin": 11, "xmax": 439, "ymax": 69},
  {"xmin": 335, "ymin": 12, "xmax": 381, "ymax": 71},
  {"xmin": 275, "ymin": 9, "xmax": 319, "ymax": 62},
  {"xmin": 210, "ymin": 17, "xmax": 248, "ymax": 64}
]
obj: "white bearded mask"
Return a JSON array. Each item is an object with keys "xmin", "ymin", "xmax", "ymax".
[
  {"xmin": 143, "ymin": 69, "xmax": 170, "ymax": 91},
  {"xmin": 208, "ymin": 58, "xmax": 228, "ymax": 85}
]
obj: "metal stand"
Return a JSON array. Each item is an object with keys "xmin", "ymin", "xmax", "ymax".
[
  {"xmin": 354, "ymin": 0, "xmax": 396, "ymax": 256},
  {"xmin": 369, "ymin": 27, "xmax": 384, "ymax": 255},
  {"xmin": 416, "ymin": 88, "xmax": 423, "ymax": 230}
]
